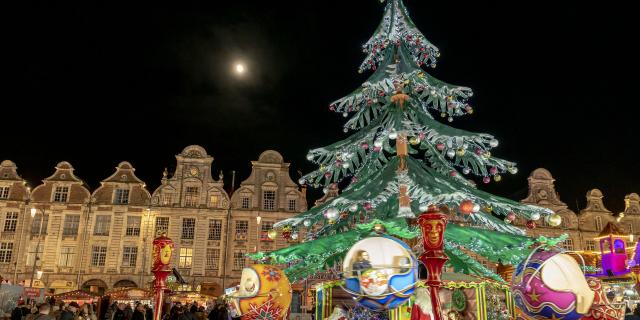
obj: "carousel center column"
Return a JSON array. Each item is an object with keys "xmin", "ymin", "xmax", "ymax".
[
  {"xmin": 417, "ymin": 206, "xmax": 448, "ymax": 320},
  {"xmin": 152, "ymin": 233, "xmax": 175, "ymax": 320}
]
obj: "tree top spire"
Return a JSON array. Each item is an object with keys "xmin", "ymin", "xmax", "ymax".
[{"xmin": 360, "ymin": 0, "xmax": 440, "ymax": 73}]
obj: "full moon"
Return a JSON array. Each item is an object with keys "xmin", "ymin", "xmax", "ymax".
[{"xmin": 235, "ymin": 63, "xmax": 245, "ymax": 74}]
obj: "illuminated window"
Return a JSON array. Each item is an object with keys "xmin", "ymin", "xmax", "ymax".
[
  {"xmin": 585, "ymin": 240, "xmax": 596, "ymax": 251},
  {"xmin": 53, "ymin": 186, "xmax": 69, "ymax": 202},
  {"xmin": 91, "ymin": 246, "xmax": 107, "ymax": 266},
  {"xmin": 31, "ymin": 214, "xmax": 48, "ymax": 234},
  {"xmin": 261, "ymin": 221, "xmax": 274, "ymax": 241},
  {"xmin": 184, "ymin": 187, "xmax": 199, "ymax": 207},
  {"xmin": 179, "ymin": 247, "xmax": 193, "ymax": 268},
  {"xmin": 182, "ymin": 218, "xmax": 195, "ymax": 239},
  {"xmin": 122, "ymin": 247, "xmax": 138, "ymax": 267},
  {"xmin": 155, "ymin": 217, "xmax": 169, "ymax": 235},
  {"xmin": 94, "ymin": 215, "xmax": 111, "ymax": 236},
  {"xmin": 114, "ymin": 189, "xmax": 130, "ymax": 204},
  {"xmin": 208, "ymin": 219, "xmax": 222, "ymax": 240},
  {"xmin": 63, "ymin": 215, "xmax": 80, "ymax": 236},
  {"xmin": 0, "ymin": 242, "xmax": 13, "ymax": 263},
  {"xmin": 161, "ymin": 193, "xmax": 174, "ymax": 206},
  {"xmin": 288, "ymin": 199, "xmax": 297, "ymax": 211},
  {"xmin": 595, "ymin": 216, "xmax": 603, "ymax": 231},
  {"xmin": 206, "ymin": 248, "xmax": 220, "ymax": 270},
  {"xmin": 235, "ymin": 221, "xmax": 248, "ymax": 240},
  {"xmin": 125, "ymin": 216, "xmax": 141, "ymax": 236},
  {"xmin": 233, "ymin": 250, "xmax": 246, "ymax": 270},
  {"xmin": 3, "ymin": 212, "xmax": 18, "ymax": 232},
  {"xmin": 58, "ymin": 247, "xmax": 75, "ymax": 267},
  {"xmin": 0, "ymin": 186, "xmax": 9, "ymax": 199},
  {"xmin": 26, "ymin": 244, "xmax": 43, "ymax": 266},
  {"xmin": 562, "ymin": 239, "xmax": 574, "ymax": 251},
  {"xmin": 262, "ymin": 191, "xmax": 276, "ymax": 211},
  {"xmin": 241, "ymin": 197, "xmax": 250, "ymax": 209},
  {"xmin": 209, "ymin": 194, "xmax": 220, "ymax": 208}
]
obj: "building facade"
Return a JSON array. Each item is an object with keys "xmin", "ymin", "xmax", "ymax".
[
  {"xmin": 517, "ymin": 168, "xmax": 640, "ymax": 269},
  {"xmin": 0, "ymin": 146, "xmax": 307, "ymax": 296}
]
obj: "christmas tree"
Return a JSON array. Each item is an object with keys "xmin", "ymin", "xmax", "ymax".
[{"xmin": 250, "ymin": 0, "xmax": 561, "ymax": 282}]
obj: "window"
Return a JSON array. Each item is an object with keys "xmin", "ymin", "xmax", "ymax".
[
  {"xmin": 595, "ymin": 216, "xmax": 603, "ymax": 231},
  {"xmin": 114, "ymin": 189, "xmax": 130, "ymax": 204},
  {"xmin": 261, "ymin": 221, "xmax": 274, "ymax": 241},
  {"xmin": 235, "ymin": 221, "xmax": 248, "ymax": 240},
  {"xmin": 93, "ymin": 215, "xmax": 111, "ymax": 236},
  {"xmin": 629, "ymin": 223, "xmax": 635, "ymax": 235},
  {"xmin": 91, "ymin": 246, "xmax": 107, "ymax": 266},
  {"xmin": 58, "ymin": 247, "xmax": 75, "ymax": 267},
  {"xmin": 209, "ymin": 194, "xmax": 220, "ymax": 208},
  {"xmin": 585, "ymin": 240, "xmax": 596, "ymax": 251},
  {"xmin": 155, "ymin": 217, "xmax": 169, "ymax": 235},
  {"xmin": 233, "ymin": 250, "xmax": 246, "ymax": 270},
  {"xmin": 122, "ymin": 247, "xmax": 138, "ymax": 267},
  {"xmin": 0, "ymin": 242, "xmax": 13, "ymax": 263},
  {"xmin": 3, "ymin": 212, "xmax": 18, "ymax": 232},
  {"xmin": 26, "ymin": 244, "xmax": 43, "ymax": 266},
  {"xmin": 206, "ymin": 248, "xmax": 220, "ymax": 270},
  {"xmin": 208, "ymin": 220, "xmax": 222, "ymax": 240},
  {"xmin": 182, "ymin": 218, "xmax": 196, "ymax": 239},
  {"xmin": 241, "ymin": 197, "xmax": 250, "ymax": 209},
  {"xmin": 31, "ymin": 214, "xmax": 49, "ymax": 234},
  {"xmin": 288, "ymin": 199, "xmax": 297, "ymax": 211},
  {"xmin": 262, "ymin": 191, "xmax": 276, "ymax": 210},
  {"xmin": 125, "ymin": 216, "xmax": 141, "ymax": 236},
  {"xmin": 53, "ymin": 186, "xmax": 69, "ymax": 202},
  {"xmin": 562, "ymin": 239, "xmax": 574, "ymax": 251},
  {"xmin": 179, "ymin": 247, "xmax": 193, "ymax": 268},
  {"xmin": 63, "ymin": 215, "xmax": 80, "ymax": 236},
  {"xmin": 161, "ymin": 193, "xmax": 174, "ymax": 206},
  {"xmin": 0, "ymin": 186, "xmax": 9, "ymax": 199},
  {"xmin": 184, "ymin": 187, "xmax": 199, "ymax": 207}
]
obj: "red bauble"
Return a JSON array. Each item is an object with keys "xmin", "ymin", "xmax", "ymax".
[
  {"xmin": 475, "ymin": 148, "xmax": 483, "ymax": 155},
  {"xmin": 324, "ymin": 172, "xmax": 332, "ymax": 178},
  {"xmin": 526, "ymin": 220, "xmax": 536, "ymax": 229},
  {"xmin": 363, "ymin": 202, "xmax": 373, "ymax": 211},
  {"xmin": 507, "ymin": 212, "xmax": 516, "ymax": 221},
  {"xmin": 436, "ymin": 143, "xmax": 445, "ymax": 151},
  {"xmin": 361, "ymin": 142, "xmax": 369, "ymax": 150},
  {"xmin": 482, "ymin": 176, "xmax": 491, "ymax": 184},
  {"xmin": 449, "ymin": 171, "xmax": 457, "ymax": 177},
  {"xmin": 459, "ymin": 199, "xmax": 475, "ymax": 214},
  {"xmin": 489, "ymin": 167, "xmax": 498, "ymax": 174}
]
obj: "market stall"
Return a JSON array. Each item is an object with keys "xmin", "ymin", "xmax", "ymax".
[
  {"xmin": 52, "ymin": 290, "xmax": 99, "ymax": 306},
  {"xmin": 103, "ymin": 288, "xmax": 154, "ymax": 307},
  {"xmin": 167, "ymin": 291, "xmax": 216, "ymax": 308}
]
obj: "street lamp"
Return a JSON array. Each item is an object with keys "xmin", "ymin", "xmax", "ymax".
[{"xmin": 29, "ymin": 207, "xmax": 46, "ymax": 289}]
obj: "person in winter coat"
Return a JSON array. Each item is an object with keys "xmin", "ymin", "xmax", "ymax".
[
  {"xmin": 131, "ymin": 304, "xmax": 145, "ymax": 320},
  {"xmin": 59, "ymin": 302, "xmax": 79, "ymax": 320},
  {"xmin": 11, "ymin": 302, "xmax": 28, "ymax": 320},
  {"xmin": 32, "ymin": 303, "xmax": 54, "ymax": 320},
  {"xmin": 144, "ymin": 305, "xmax": 152, "ymax": 320},
  {"xmin": 112, "ymin": 304, "xmax": 127, "ymax": 320}
]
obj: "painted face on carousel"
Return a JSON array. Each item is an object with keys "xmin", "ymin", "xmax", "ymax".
[
  {"xmin": 512, "ymin": 250, "xmax": 595, "ymax": 320},
  {"xmin": 426, "ymin": 220, "xmax": 443, "ymax": 248},
  {"xmin": 230, "ymin": 265, "xmax": 292, "ymax": 320},
  {"xmin": 342, "ymin": 236, "xmax": 418, "ymax": 310}
]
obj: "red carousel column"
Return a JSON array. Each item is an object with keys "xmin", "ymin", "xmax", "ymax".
[
  {"xmin": 417, "ymin": 206, "xmax": 448, "ymax": 320},
  {"xmin": 152, "ymin": 234, "xmax": 175, "ymax": 320}
]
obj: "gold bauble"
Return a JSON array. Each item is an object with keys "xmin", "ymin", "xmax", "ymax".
[
  {"xmin": 494, "ymin": 174, "xmax": 502, "ymax": 182},
  {"xmin": 546, "ymin": 213, "xmax": 562, "ymax": 227},
  {"xmin": 440, "ymin": 112, "xmax": 447, "ymax": 118},
  {"xmin": 267, "ymin": 229, "xmax": 277, "ymax": 240},
  {"xmin": 483, "ymin": 206, "xmax": 493, "ymax": 213},
  {"xmin": 482, "ymin": 151, "xmax": 491, "ymax": 159},
  {"xmin": 467, "ymin": 108, "xmax": 474, "ymax": 114},
  {"xmin": 455, "ymin": 148, "xmax": 466, "ymax": 157},
  {"xmin": 409, "ymin": 137, "xmax": 420, "ymax": 145}
]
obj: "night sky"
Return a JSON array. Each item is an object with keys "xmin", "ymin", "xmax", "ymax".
[{"xmin": 4, "ymin": 1, "xmax": 638, "ymax": 213}]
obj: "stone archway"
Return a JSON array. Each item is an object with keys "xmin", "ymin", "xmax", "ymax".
[
  {"xmin": 82, "ymin": 279, "xmax": 108, "ymax": 295},
  {"xmin": 113, "ymin": 279, "xmax": 138, "ymax": 289}
]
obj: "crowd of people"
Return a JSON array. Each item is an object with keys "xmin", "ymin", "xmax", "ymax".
[
  {"xmin": 11, "ymin": 300, "xmax": 98, "ymax": 320},
  {"xmin": 9, "ymin": 298, "xmax": 235, "ymax": 320}
]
